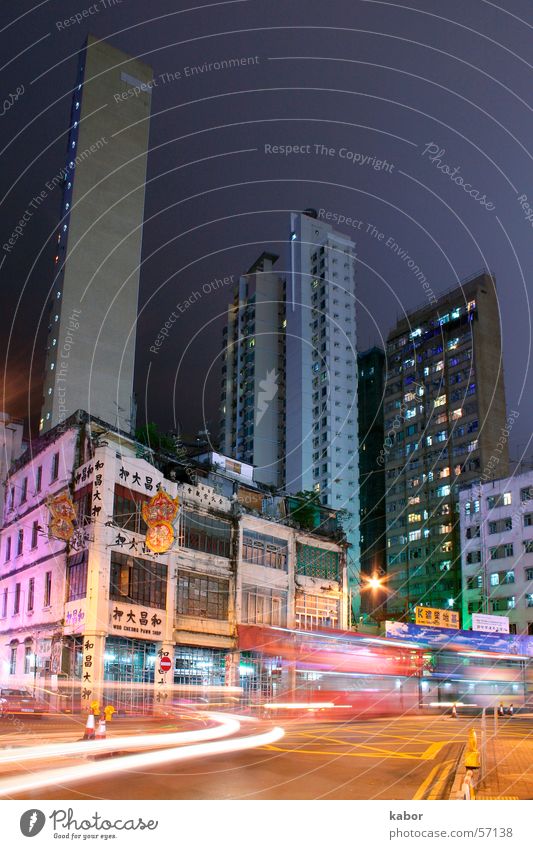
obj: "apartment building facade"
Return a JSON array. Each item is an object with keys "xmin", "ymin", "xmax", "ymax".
[
  {"xmin": 0, "ymin": 413, "xmax": 348, "ymax": 710},
  {"xmin": 221, "ymin": 210, "xmax": 360, "ymax": 608},
  {"xmin": 220, "ymin": 252, "xmax": 286, "ymax": 487},
  {"xmin": 384, "ymin": 272, "xmax": 509, "ymax": 618},
  {"xmin": 461, "ymin": 471, "xmax": 533, "ymax": 635}
]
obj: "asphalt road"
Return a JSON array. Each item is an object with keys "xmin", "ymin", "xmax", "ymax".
[{"xmin": 5, "ymin": 714, "xmax": 530, "ymax": 800}]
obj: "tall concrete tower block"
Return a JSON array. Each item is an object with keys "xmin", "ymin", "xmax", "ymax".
[{"xmin": 40, "ymin": 35, "xmax": 152, "ymax": 435}]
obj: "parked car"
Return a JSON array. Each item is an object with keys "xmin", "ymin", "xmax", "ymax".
[{"xmin": 0, "ymin": 688, "xmax": 49, "ymax": 717}]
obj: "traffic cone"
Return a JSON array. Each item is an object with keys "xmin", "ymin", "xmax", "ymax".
[
  {"xmin": 83, "ymin": 712, "xmax": 96, "ymax": 740},
  {"xmin": 451, "ymin": 703, "xmax": 457, "ymax": 718},
  {"xmin": 95, "ymin": 717, "xmax": 106, "ymax": 740}
]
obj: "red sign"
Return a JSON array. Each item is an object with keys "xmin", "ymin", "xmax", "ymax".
[{"xmin": 159, "ymin": 656, "xmax": 172, "ymax": 673}]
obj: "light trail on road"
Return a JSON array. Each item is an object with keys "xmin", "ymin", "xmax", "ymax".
[
  {"xmin": 0, "ymin": 716, "xmax": 285, "ymax": 798},
  {"xmin": 0, "ymin": 712, "xmax": 240, "ymax": 765}
]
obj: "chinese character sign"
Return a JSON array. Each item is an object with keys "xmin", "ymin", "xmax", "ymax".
[
  {"xmin": 415, "ymin": 606, "xmax": 459, "ymax": 630},
  {"xmin": 142, "ymin": 490, "xmax": 179, "ymax": 553}
]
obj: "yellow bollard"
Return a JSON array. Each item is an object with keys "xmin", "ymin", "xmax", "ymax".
[
  {"xmin": 90, "ymin": 700, "xmax": 100, "ymax": 718},
  {"xmin": 104, "ymin": 705, "xmax": 115, "ymax": 722},
  {"xmin": 464, "ymin": 728, "xmax": 480, "ymax": 769}
]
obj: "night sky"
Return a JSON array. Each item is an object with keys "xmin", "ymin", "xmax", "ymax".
[{"xmin": 1, "ymin": 0, "xmax": 531, "ymax": 457}]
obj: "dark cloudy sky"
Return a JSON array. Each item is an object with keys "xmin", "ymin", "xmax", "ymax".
[{"xmin": 0, "ymin": 0, "xmax": 531, "ymax": 458}]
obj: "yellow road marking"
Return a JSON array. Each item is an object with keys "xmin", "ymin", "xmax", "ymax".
[
  {"xmin": 426, "ymin": 760, "xmax": 454, "ymax": 799},
  {"xmin": 412, "ymin": 763, "xmax": 442, "ymax": 800},
  {"xmin": 421, "ymin": 742, "xmax": 445, "ymax": 760},
  {"xmin": 412, "ymin": 759, "xmax": 454, "ymax": 800},
  {"xmin": 263, "ymin": 745, "xmax": 436, "ymax": 760}
]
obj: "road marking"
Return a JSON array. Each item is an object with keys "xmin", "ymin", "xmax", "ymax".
[
  {"xmin": 412, "ymin": 762, "xmax": 442, "ymax": 800},
  {"xmin": 263, "ymin": 744, "xmax": 438, "ymax": 760},
  {"xmin": 426, "ymin": 760, "xmax": 455, "ymax": 799},
  {"xmin": 412, "ymin": 758, "xmax": 454, "ymax": 800}
]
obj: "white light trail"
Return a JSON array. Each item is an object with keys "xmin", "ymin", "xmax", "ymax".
[
  {"xmin": 0, "ymin": 720, "xmax": 284, "ymax": 798},
  {"xmin": 0, "ymin": 712, "xmax": 240, "ymax": 766}
]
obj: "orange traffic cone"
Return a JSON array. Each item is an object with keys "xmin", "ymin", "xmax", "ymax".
[
  {"xmin": 83, "ymin": 712, "xmax": 96, "ymax": 740},
  {"xmin": 451, "ymin": 703, "xmax": 457, "ymax": 719},
  {"xmin": 95, "ymin": 717, "xmax": 106, "ymax": 740}
]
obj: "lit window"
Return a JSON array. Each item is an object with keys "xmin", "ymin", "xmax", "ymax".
[{"xmin": 434, "ymin": 394, "xmax": 446, "ymax": 408}]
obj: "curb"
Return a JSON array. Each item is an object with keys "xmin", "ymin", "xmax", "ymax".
[{"xmin": 449, "ymin": 744, "xmax": 467, "ymax": 799}]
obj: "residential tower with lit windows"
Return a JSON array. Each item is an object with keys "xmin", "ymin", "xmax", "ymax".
[
  {"xmin": 383, "ymin": 272, "xmax": 509, "ymax": 618},
  {"xmin": 220, "ymin": 210, "xmax": 361, "ymax": 609}
]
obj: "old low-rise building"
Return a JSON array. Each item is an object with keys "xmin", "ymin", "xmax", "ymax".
[{"xmin": 0, "ymin": 412, "xmax": 348, "ymax": 711}]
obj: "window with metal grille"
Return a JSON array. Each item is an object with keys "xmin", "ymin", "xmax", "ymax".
[
  {"xmin": 110, "ymin": 553, "xmax": 167, "ymax": 609},
  {"xmin": 174, "ymin": 646, "xmax": 226, "ymax": 687},
  {"xmin": 180, "ymin": 510, "xmax": 231, "ymax": 558},
  {"xmin": 242, "ymin": 585, "xmax": 287, "ymax": 626},
  {"xmin": 113, "ymin": 484, "xmax": 148, "ymax": 534},
  {"xmin": 67, "ymin": 551, "xmax": 88, "ymax": 601},
  {"xmin": 295, "ymin": 593, "xmax": 339, "ymax": 629},
  {"xmin": 27, "ymin": 578, "xmax": 34, "ymax": 611},
  {"xmin": 176, "ymin": 571, "xmax": 229, "ymax": 619},
  {"xmin": 75, "ymin": 483, "xmax": 93, "ymax": 527},
  {"xmin": 296, "ymin": 544, "xmax": 340, "ymax": 580},
  {"xmin": 242, "ymin": 530, "xmax": 287, "ymax": 570}
]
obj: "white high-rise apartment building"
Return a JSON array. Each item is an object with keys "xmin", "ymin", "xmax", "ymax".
[
  {"xmin": 220, "ymin": 210, "xmax": 360, "ymax": 604},
  {"xmin": 460, "ymin": 469, "xmax": 533, "ymax": 635}
]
